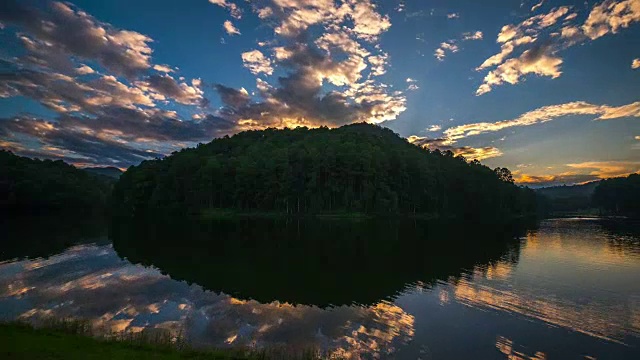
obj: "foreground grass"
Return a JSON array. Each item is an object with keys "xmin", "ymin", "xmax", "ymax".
[
  {"xmin": 0, "ymin": 322, "xmax": 324, "ymax": 360},
  {"xmin": 0, "ymin": 323, "xmax": 249, "ymax": 359}
]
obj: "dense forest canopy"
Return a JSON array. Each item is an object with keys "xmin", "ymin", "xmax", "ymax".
[
  {"xmin": 593, "ymin": 173, "xmax": 640, "ymax": 216},
  {"xmin": 112, "ymin": 123, "xmax": 537, "ymax": 219},
  {"xmin": 0, "ymin": 150, "xmax": 112, "ymax": 215}
]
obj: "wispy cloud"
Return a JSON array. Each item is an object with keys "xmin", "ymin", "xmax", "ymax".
[
  {"xmin": 476, "ymin": 1, "xmax": 640, "ymax": 95},
  {"xmin": 531, "ymin": 0, "xmax": 545, "ymax": 12},
  {"xmin": 566, "ymin": 161, "xmax": 640, "ymax": 178},
  {"xmin": 208, "ymin": 0, "xmax": 242, "ymax": 19},
  {"xmin": 444, "ymin": 101, "xmax": 640, "ymax": 141}
]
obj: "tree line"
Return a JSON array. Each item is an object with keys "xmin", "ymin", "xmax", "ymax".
[{"xmin": 111, "ymin": 123, "xmax": 538, "ymax": 219}]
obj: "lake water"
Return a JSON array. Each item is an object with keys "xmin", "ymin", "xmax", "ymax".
[{"xmin": 1, "ymin": 217, "xmax": 639, "ymax": 359}]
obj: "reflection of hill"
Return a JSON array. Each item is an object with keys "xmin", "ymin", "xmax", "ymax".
[
  {"xmin": 1, "ymin": 216, "xmax": 107, "ymax": 261},
  {"xmin": 112, "ymin": 217, "xmax": 529, "ymax": 307}
]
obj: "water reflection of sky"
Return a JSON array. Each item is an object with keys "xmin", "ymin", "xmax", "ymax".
[
  {"xmin": 0, "ymin": 241, "xmax": 414, "ymax": 358},
  {"xmin": 1, "ymin": 219, "xmax": 640, "ymax": 359}
]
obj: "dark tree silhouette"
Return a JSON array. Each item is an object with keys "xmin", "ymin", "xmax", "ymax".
[
  {"xmin": 593, "ymin": 173, "xmax": 640, "ymax": 216},
  {"xmin": 111, "ymin": 123, "xmax": 538, "ymax": 219}
]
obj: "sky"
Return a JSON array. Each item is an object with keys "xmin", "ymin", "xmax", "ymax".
[{"xmin": 0, "ymin": 0, "xmax": 639, "ymax": 186}]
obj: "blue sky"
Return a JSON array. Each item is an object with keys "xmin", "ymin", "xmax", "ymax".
[{"xmin": 0, "ymin": 0, "xmax": 639, "ymax": 186}]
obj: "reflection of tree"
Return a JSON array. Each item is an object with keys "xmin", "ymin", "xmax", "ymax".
[
  {"xmin": 1, "ymin": 215, "xmax": 107, "ymax": 261},
  {"xmin": 112, "ymin": 217, "xmax": 528, "ymax": 307}
]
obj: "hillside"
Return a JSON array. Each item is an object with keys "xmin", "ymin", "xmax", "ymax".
[
  {"xmin": 534, "ymin": 181, "xmax": 599, "ymax": 213},
  {"xmin": 0, "ymin": 151, "xmax": 112, "ymax": 216},
  {"xmin": 593, "ymin": 173, "xmax": 640, "ymax": 216},
  {"xmin": 111, "ymin": 123, "xmax": 537, "ymax": 219}
]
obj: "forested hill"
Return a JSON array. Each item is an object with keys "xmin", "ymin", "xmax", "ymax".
[
  {"xmin": 593, "ymin": 173, "xmax": 640, "ymax": 216},
  {"xmin": 112, "ymin": 124, "xmax": 537, "ymax": 219},
  {"xmin": 0, "ymin": 151, "xmax": 112, "ymax": 216}
]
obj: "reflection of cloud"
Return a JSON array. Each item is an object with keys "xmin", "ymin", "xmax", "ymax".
[
  {"xmin": 496, "ymin": 336, "xmax": 546, "ymax": 360},
  {"xmin": 0, "ymin": 244, "xmax": 414, "ymax": 357},
  {"xmin": 446, "ymin": 219, "xmax": 640, "ymax": 345}
]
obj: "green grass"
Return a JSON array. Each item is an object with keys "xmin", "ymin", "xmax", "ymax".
[{"xmin": 0, "ymin": 322, "xmax": 326, "ymax": 360}]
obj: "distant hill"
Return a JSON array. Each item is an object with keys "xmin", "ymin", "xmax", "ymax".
[
  {"xmin": 534, "ymin": 181, "xmax": 600, "ymax": 214},
  {"xmin": 535, "ymin": 181, "xmax": 600, "ymax": 199},
  {"xmin": 0, "ymin": 151, "xmax": 112, "ymax": 215},
  {"xmin": 83, "ymin": 166, "xmax": 123, "ymax": 180},
  {"xmin": 112, "ymin": 123, "xmax": 538, "ymax": 219}
]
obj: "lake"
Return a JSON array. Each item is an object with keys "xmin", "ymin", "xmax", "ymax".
[{"xmin": 1, "ymin": 217, "xmax": 639, "ymax": 359}]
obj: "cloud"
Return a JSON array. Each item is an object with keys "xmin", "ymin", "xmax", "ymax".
[
  {"xmin": 407, "ymin": 136, "xmax": 503, "ymax": 161},
  {"xmin": 434, "ymin": 41, "xmax": 459, "ymax": 61},
  {"xmin": 462, "ymin": 31, "xmax": 483, "ymax": 41},
  {"xmin": 153, "ymin": 64, "xmax": 174, "ymax": 73},
  {"xmin": 582, "ymin": 0, "xmax": 640, "ymax": 40},
  {"xmin": 516, "ymin": 160, "xmax": 640, "ymax": 186},
  {"xmin": 531, "ymin": 0, "xmax": 545, "ymax": 12},
  {"xmin": 216, "ymin": 0, "xmax": 404, "ymax": 129},
  {"xmin": 447, "ymin": 13, "xmax": 460, "ymax": 19},
  {"xmin": 0, "ymin": 109, "xmax": 234, "ymax": 166},
  {"xmin": 566, "ymin": 161, "xmax": 640, "ymax": 178},
  {"xmin": 136, "ymin": 75, "xmax": 205, "ymax": 106},
  {"xmin": 0, "ymin": 0, "xmax": 406, "ymax": 167},
  {"xmin": 0, "ymin": 0, "xmax": 153, "ymax": 79},
  {"xmin": 477, "ymin": 1, "xmax": 640, "ymax": 94},
  {"xmin": 241, "ymin": 50, "xmax": 273, "ymax": 75},
  {"xmin": 208, "ymin": 0, "xmax": 242, "ymax": 19},
  {"xmin": 476, "ymin": 36, "xmax": 537, "ymax": 71},
  {"xmin": 427, "ymin": 125, "xmax": 442, "ymax": 132},
  {"xmin": 514, "ymin": 173, "xmax": 600, "ymax": 186},
  {"xmin": 476, "ymin": 44, "xmax": 563, "ymax": 95},
  {"xmin": 0, "ymin": 69, "xmax": 156, "ymax": 113},
  {"xmin": 444, "ymin": 100, "xmax": 640, "ymax": 141},
  {"xmin": 223, "ymin": 20, "xmax": 241, "ymax": 35},
  {"xmin": 633, "ymin": 58, "xmax": 640, "ymax": 69},
  {"xmin": 75, "ymin": 65, "xmax": 94, "ymax": 75},
  {"xmin": 405, "ymin": 78, "xmax": 419, "ymax": 91}
]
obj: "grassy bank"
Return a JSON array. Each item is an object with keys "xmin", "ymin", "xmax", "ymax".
[
  {"xmin": 0, "ymin": 322, "xmax": 323, "ymax": 360},
  {"xmin": 198, "ymin": 208, "xmax": 459, "ymax": 220},
  {"xmin": 200, "ymin": 208, "xmax": 375, "ymax": 221}
]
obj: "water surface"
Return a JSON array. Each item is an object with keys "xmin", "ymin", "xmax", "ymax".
[{"xmin": 1, "ymin": 217, "xmax": 639, "ymax": 359}]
